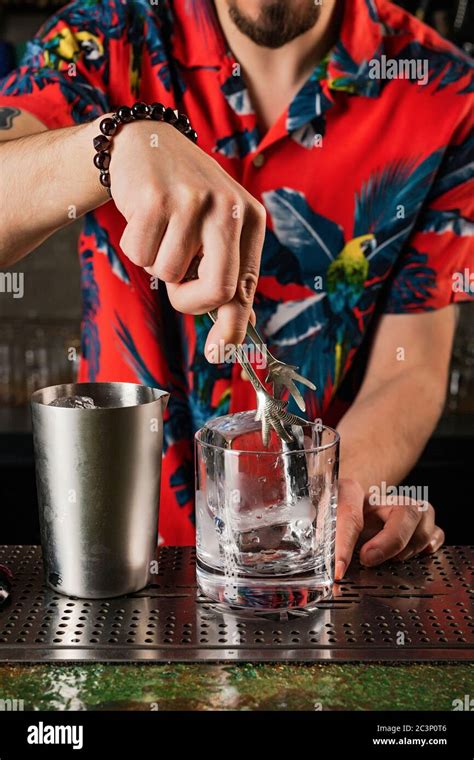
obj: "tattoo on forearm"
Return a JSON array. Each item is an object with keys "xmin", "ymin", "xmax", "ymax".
[{"xmin": 0, "ymin": 107, "xmax": 21, "ymax": 129}]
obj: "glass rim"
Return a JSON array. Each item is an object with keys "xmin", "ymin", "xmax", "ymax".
[{"xmin": 195, "ymin": 420, "xmax": 340, "ymax": 455}]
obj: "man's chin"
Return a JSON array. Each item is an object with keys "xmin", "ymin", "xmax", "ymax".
[{"xmin": 227, "ymin": 0, "xmax": 321, "ymax": 48}]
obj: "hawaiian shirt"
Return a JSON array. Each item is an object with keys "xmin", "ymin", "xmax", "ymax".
[{"xmin": 1, "ymin": 0, "xmax": 473, "ymax": 544}]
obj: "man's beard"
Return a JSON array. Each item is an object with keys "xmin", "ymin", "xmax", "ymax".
[{"xmin": 227, "ymin": 0, "xmax": 322, "ymax": 48}]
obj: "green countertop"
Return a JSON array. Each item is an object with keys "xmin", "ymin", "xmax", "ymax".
[{"xmin": 0, "ymin": 663, "xmax": 473, "ymax": 711}]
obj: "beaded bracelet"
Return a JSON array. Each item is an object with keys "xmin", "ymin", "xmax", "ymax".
[{"xmin": 92, "ymin": 101, "xmax": 198, "ymax": 197}]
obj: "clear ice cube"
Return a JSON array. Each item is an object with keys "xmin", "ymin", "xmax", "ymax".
[
  {"xmin": 198, "ymin": 411, "xmax": 322, "ymax": 570},
  {"xmin": 48, "ymin": 395, "xmax": 98, "ymax": 409},
  {"xmin": 200, "ymin": 410, "xmax": 262, "ymax": 449},
  {"xmin": 201, "ymin": 410, "xmax": 318, "ymax": 451}
]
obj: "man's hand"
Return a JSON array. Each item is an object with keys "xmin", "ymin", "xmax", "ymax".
[
  {"xmin": 334, "ymin": 309, "xmax": 455, "ymax": 580},
  {"xmin": 335, "ymin": 477, "xmax": 445, "ymax": 580},
  {"xmin": 110, "ymin": 119, "xmax": 266, "ymax": 357},
  {"xmin": 0, "ymin": 113, "xmax": 266, "ymax": 356}
]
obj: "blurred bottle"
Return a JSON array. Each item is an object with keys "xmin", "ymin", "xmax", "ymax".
[
  {"xmin": 0, "ymin": 320, "xmax": 80, "ymax": 408},
  {"xmin": 395, "ymin": 0, "xmax": 473, "ymax": 50},
  {"xmin": 447, "ymin": 310, "xmax": 474, "ymax": 413}
]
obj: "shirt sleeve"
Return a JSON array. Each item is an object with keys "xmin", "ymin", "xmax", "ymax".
[
  {"xmin": 0, "ymin": 0, "xmax": 115, "ymax": 129},
  {"xmin": 383, "ymin": 113, "xmax": 474, "ymax": 314}
]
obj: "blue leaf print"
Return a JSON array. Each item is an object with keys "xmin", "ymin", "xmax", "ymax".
[
  {"xmin": 262, "ymin": 188, "xmax": 344, "ymax": 284},
  {"xmin": 55, "ymin": 0, "xmax": 129, "ymax": 41},
  {"xmin": 260, "ymin": 228, "xmax": 304, "ymax": 286},
  {"xmin": 428, "ymin": 130, "xmax": 474, "ymax": 199},
  {"xmin": 264, "ymin": 293, "xmax": 329, "ymax": 350},
  {"xmin": 114, "ymin": 311, "xmax": 194, "ymax": 453},
  {"xmin": 459, "ymin": 78, "xmax": 474, "ymax": 95},
  {"xmin": 291, "ymin": 118, "xmax": 326, "ymax": 149},
  {"xmin": 331, "ymin": 40, "xmax": 382, "ymax": 97},
  {"xmin": 127, "ymin": 0, "xmax": 170, "ymax": 95},
  {"xmin": 80, "ymin": 248, "xmax": 100, "ymax": 381},
  {"xmin": 221, "ymin": 72, "xmax": 254, "ymax": 115},
  {"xmin": 170, "ymin": 462, "xmax": 194, "ymax": 508},
  {"xmin": 419, "ymin": 209, "xmax": 474, "ymax": 237},
  {"xmin": 355, "ymin": 154, "xmax": 441, "ymax": 234},
  {"xmin": 114, "ymin": 313, "xmax": 158, "ymax": 387},
  {"xmin": 384, "ymin": 247, "xmax": 437, "ymax": 312},
  {"xmin": 59, "ymin": 78, "xmax": 108, "ymax": 122},
  {"xmin": 356, "ymin": 150, "xmax": 443, "ymax": 265},
  {"xmin": 214, "ymin": 128, "xmax": 260, "ymax": 158},
  {"xmin": 163, "ymin": 395, "xmax": 194, "ymax": 451},
  {"xmin": 391, "ymin": 42, "xmax": 473, "ymax": 95},
  {"xmin": 0, "ymin": 67, "xmax": 108, "ymax": 121},
  {"xmin": 287, "ymin": 75, "xmax": 332, "ymax": 132},
  {"xmin": 261, "ymin": 297, "xmax": 334, "ymax": 413},
  {"xmin": 28, "ymin": 0, "xmax": 132, "ymax": 89},
  {"xmin": 364, "ymin": 0, "xmax": 379, "ymax": 22},
  {"xmin": 331, "ymin": 40, "xmax": 360, "ymax": 79},
  {"xmin": 188, "ymin": 315, "xmax": 232, "ymax": 430},
  {"xmin": 84, "ymin": 215, "xmax": 130, "ymax": 284}
]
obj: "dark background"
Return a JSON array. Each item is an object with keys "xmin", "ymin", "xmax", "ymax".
[{"xmin": 0, "ymin": 0, "xmax": 472, "ymax": 545}]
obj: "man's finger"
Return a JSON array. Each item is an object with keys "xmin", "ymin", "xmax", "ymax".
[
  {"xmin": 166, "ymin": 201, "xmax": 242, "ymax": 318},
  {"xmin": 120, "ymin": 207, "xmax": 168, "ymax": 268},
  {"xmin": 359, "ymin": 501, "xmax": 422, "ymax": 566},
  {"xmin": 393, "ymin": 505, "xmax": 436, "ymax": 561},
  {"xmin": 145, "ymin": 212, "xmax": 202, "ymax": 282},
  {"xmin": 335, "ymin": 479, "xmax": 365, "ymax": 580},
  {"xmin": 422, "ymin": 525, "xmax": 445, "ymax": 554},
  {"xmin": 205, "ymin": 202, "xmax": 265, "ymax": 356}
]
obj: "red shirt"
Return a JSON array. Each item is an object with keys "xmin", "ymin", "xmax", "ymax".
[{"xmin": 1, "ymin": 0, "xmax": 473, "ymax": 544}]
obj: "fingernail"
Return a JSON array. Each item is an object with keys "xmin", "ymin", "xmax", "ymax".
[
  {"xmin": 335, "ymin": 560, "xmax": 346, "ymax": 580},
  {"xmin": 363, "ymin": 548, "xmax": 384, "ymax": 567}
]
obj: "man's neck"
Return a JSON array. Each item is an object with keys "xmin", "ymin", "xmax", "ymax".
[{"xmin": 213, "ymin": 0, "xmax": 340, "ymax": 132}]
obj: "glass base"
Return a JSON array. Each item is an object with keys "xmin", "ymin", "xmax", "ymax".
[{"xmin": 197, "ymin": 560, "xmax": 333, "ymax": 611}]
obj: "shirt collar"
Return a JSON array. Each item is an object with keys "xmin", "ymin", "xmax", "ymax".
[
  {"xmin": 327, "ymin": 0, "xmax": 385, "ymax": 98},
  {"xmin": 170, "ymin": 0, "xmax": 229, "ymax": 69},
  {"xmin": 170, "ymin": 0, "xmax": 385, "ymax": 99}
]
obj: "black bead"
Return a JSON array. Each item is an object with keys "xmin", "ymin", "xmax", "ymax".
[
  {"xmin": 94, "ymin": 151, "xmax": 111, "ymax": 170},
  {"xmin": 99, "ymin": 117, "xmax": 117, "ymax": 136},
  {"xmin": 100, "ymin": 171, "xmax": 111, "ymax": 188},
  {"xmin": 175, "ymin": 113, "xmax": 190, "ymax": 133},
  {"xmin": 188, "ymin": 129, "xmax": 198, "ymax": 143},
  {"xmin": 150, "ymin": 102, "xmax": 166, "ymax": 121},
  {"xmin": 131, "ymin": 101, "xmax": 149, "ymax": 119},
  {"xmin": 93, "ymin": 134, "xmax": 111, "ymax": 151},
  {"xmin": 164, "ymin": 107, "xmax": 178, "ymax": 125},
  {"xmin": 116, "ymin": 105, "xmax": 133, "ymax": 123}
]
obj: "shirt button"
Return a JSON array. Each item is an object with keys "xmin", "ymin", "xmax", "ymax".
[{"xmin": 252, "ymin": 153, "xmax": 265, "ymax": 168}]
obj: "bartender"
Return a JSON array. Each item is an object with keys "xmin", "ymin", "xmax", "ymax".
[{"xmin": 0, "ymin": 0, "xmax": 472, "ymax": 576}]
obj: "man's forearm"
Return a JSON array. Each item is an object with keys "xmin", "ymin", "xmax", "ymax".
[
  {"xmin": 336, "ymin": 367, "xmax": 446, "ymax": 496},
  {"xmin": 0, "ymin": 118, "xmax": 108, "ymax": 264}
]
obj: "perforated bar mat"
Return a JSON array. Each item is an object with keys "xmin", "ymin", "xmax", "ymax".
[{"xmin": 0, "ymin": 545, "xmax": 472, "ymax": 662}]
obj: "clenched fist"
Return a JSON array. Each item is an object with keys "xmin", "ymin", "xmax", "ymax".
[{"xmin": 109, "ymin": 119, "xmax": 266, "ymax": 359}]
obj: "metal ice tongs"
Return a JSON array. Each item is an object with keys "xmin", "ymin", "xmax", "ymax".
[{"xmin": 208, "ymin": 311, "xmax": 315, "ymax": 447}]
